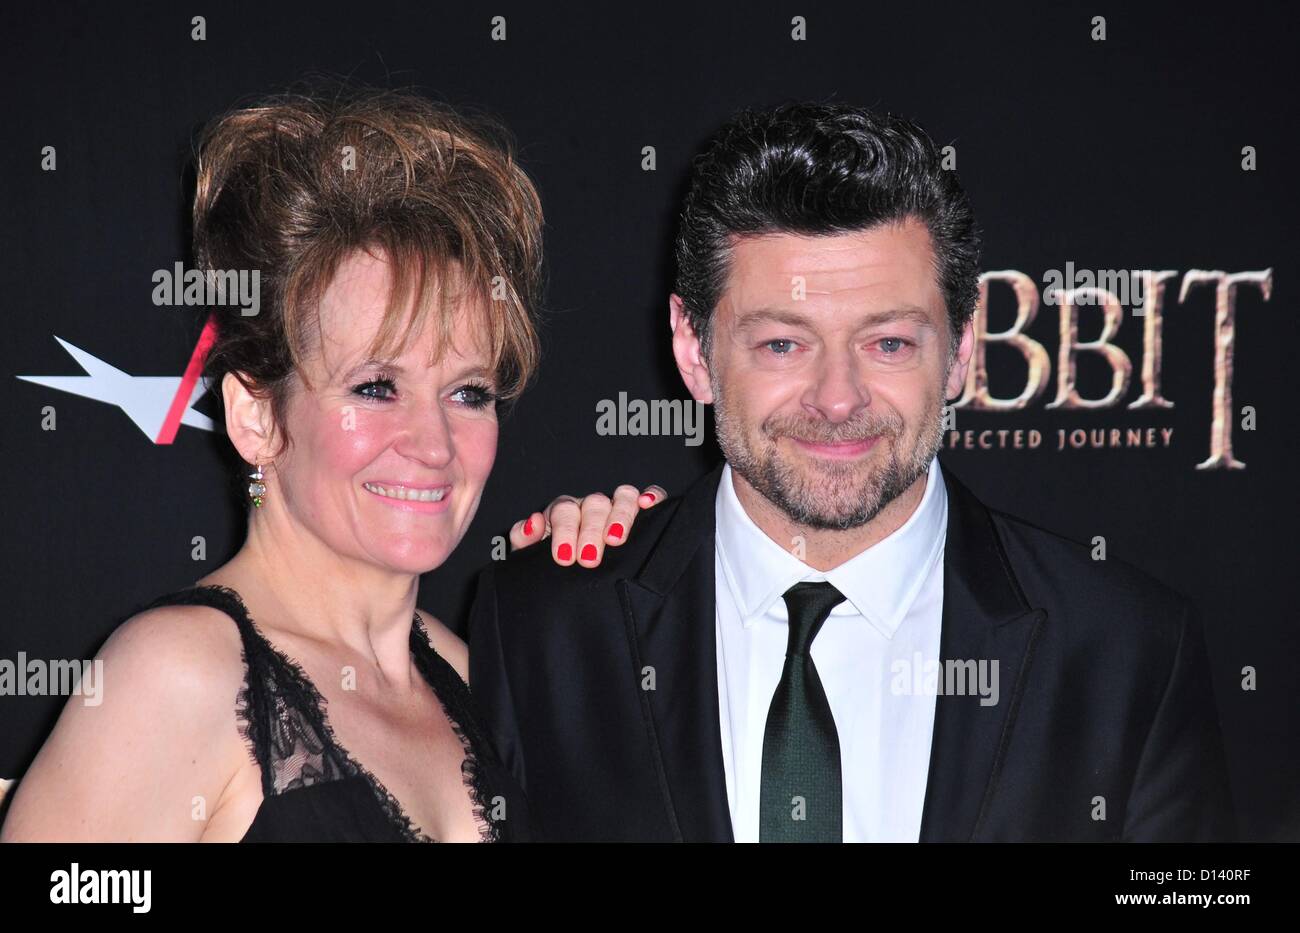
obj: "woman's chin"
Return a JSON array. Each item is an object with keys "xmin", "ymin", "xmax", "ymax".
[{"xmin": 367, "ymin": 538, "xmax": 456, "ymax": 575}]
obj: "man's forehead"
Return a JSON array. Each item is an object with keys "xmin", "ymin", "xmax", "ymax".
[
  {"xmin": 719, "ymin": 221, "xmax": 942, "ymax": 316},
  {"xmin": 727, "ymin": 221, "xmax": 933, "ymax": 273}
]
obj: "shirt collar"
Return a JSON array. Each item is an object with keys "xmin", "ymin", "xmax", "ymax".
[{"xmin": 714, "ymin": 456, "xmax": 948, "ymax": 640}]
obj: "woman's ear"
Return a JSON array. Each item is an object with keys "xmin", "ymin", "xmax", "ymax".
[{"xmin": 221, "ymin": 371, "xmax": 280, "ymax": 464}]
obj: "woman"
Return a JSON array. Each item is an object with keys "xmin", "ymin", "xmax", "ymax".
[{"xmin": 1, "ymin": 87, "xmax": 660, "ymax": 842}]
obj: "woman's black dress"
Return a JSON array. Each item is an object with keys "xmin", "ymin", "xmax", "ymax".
[{"xmin": 140, "ymin": 585, "xmax": 531, "ymax": 842}]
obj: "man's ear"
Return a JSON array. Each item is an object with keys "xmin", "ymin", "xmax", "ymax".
[
  {"xmin": 944, "ymin": 318, "xmax": 975, "ymax": 402},
  {"xmin": 669, "ymin": 294, "xmax": 714, "ymax": 405},
  {"xmin": 222, "ymin": 371, "xmax": 280, "ymax": 465}
]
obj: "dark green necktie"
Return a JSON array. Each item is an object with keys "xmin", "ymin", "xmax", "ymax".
[{"xmin": 759, "ymin": 581, "xmax": 846, "ymax": 842}]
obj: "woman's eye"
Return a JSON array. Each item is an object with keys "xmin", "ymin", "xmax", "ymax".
[
  {"xmin": 764, "ymin": 339, "xmax": 797, "ymax": 355},
  {"xmin": 353, "ymin": 378, "xmax": 397, "ymax": 400},
  {"xmin": 451, "ymin": 383, "xmax": 497, "ymax": 409}
]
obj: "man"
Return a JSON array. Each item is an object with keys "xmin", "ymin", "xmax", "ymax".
[{"xmin": 470, "ymin": 102, "xmax": 1235, "ymax": 842}]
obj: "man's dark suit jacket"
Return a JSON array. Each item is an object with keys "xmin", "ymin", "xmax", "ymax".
[{"xmin": 468, "ymin": 462, "xmax": 1235, "ymax": 842}]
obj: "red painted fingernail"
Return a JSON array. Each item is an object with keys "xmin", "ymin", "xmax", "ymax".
[
  {"xmin": 557, "ymin": 543, "xmax": 572, "ymax": 561},
  {"xmin": 523, "ymin": 517, "xmax": 534, "ymax": 536},
  {"xmin": 640, "ymin": 492, "xmax": 656, "ymax": 504},
  {"xmin": 608, "ymin": 523, "xmax": 624, "ymax": 540},
  {"xmin": 580, "ymin": 544, "xmax": 597, "ymax": 562}
]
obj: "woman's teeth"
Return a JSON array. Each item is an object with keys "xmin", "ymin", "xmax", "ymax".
[{"xmin": 363, "ymin": 483, "xmax": 447, "ymax": 502}]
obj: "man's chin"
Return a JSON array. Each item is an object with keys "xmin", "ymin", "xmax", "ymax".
[
  {"xmin": 764, "ymin": 471, "xmax": 885, "ymax": 529},
  {"xmin": 776, "ymin": 497, "xmax": 883, "ymax": 531},
  {"xmin": 766, "ymin": 453, "xmax": 920, "ymax": 529},
  {"xmin": 774, "ymin": 449, "xmax": 879, "ymax": 489}
]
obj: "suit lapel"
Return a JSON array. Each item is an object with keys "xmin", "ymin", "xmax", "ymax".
[
  {"xmin": 617, "ymin": 464, "xmax": 734, "ymax": 842},
  {"xmin": 617, "ymin": 462, "xmax": 1046, "ymax": 843},
  {"xmin": 918, "ymin": 467, "xmax": 1047, "ymax": 842}
]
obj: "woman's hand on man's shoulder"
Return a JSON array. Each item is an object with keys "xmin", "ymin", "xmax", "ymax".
[{"xmin": 508, "ymin": 483, "xmax": 667, "ymax": 568}]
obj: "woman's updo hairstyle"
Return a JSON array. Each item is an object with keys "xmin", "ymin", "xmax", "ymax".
[{"xmin": 191, "ymin": 81, "xmax": 544, "ymax": 456}]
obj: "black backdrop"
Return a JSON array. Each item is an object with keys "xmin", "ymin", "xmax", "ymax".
[{"xmin": 2, "ymin": 1, "xmax": 1296, "ymax": 841}]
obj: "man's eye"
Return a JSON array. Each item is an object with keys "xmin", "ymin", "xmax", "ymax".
[
  {"xmin": 878, "ymin": 337, "xmax": 911, "ymax": 354},
  {"xmin": 451, "ymin": 383, "xmax": 498, "ymax": 409},
  {"xmin": 764, "ymin": 339, "xmax": 797, "ymax": 355},
  {"xmin": 353, "ymin": 378, "xmax": 397, "ymax": 400}
]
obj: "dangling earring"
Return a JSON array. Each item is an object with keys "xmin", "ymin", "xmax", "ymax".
[{"xmin": 248, "ymin": 464, "xmax": 267, "ymax": 508}]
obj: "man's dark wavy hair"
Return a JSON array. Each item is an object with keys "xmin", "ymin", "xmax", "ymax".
[{"xmin": 674, "ymin": 101, "xmax": 981, "ymax": 357}]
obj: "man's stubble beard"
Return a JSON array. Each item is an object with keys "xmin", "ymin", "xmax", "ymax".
[{"xmin": 709, "ymin": 364, "xmax": 946, "ymax": 531}]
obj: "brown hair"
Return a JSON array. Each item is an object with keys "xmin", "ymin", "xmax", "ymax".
[{"xmin": 192, "ymin": 83, "xmax": 544, "ymax": 455}]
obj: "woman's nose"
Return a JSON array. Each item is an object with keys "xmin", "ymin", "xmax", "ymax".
[{"xmin": 395, "ymin": 401, "xmax": 455, "ymax": 468}]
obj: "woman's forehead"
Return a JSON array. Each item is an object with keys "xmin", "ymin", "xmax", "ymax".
[{"xmin": 313, "ymin": 259, "xmax": 495, "ymax": 377}]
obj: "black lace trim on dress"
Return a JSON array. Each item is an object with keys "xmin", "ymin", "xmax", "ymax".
[
  {"xmin": 146, "ymin": 584, "xmax": 495, "ymax": 843},
  {"xmin": 412, "ymin": 613, "xmax": 501, "ymax": 843}
]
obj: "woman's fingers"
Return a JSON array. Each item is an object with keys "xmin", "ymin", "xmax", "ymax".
[
  {"xmin": 576, "ymin": 483, "xmax": 671, "ymax": 566},
  {"xmin": 544, "ymin": 494, "xmax": 587, "ymax": 565},
  {"xmin": 638, "ymin": 484, "xmax": 668, "ymax": 509},
  {"xmin": 513, "ymin": 483, "xmax": 669, "ymax": 564},
  {"xmin": 598, "ymin": 485, "xmax": 643, "ymax": 551},
  {"xmin": 570, "ymin": 493, "xmax": 617, "ymax": 567},
  {"xmin": 508, "ymin": 511, "xmax": 546, "ymax": 551}
]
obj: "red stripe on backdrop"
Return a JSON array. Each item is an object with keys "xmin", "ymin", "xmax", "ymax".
[{"xmin": 155, "ymin": 314, "xmax": 218, "ymax": 445}]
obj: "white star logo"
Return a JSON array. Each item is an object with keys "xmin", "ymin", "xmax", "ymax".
[{"xmin": 17, "ymin": 318, "xmax": 218, "ymax": 444}]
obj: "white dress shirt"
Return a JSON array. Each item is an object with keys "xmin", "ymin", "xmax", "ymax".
[{"xmin": 714, "ymin": 456, "xmax": 948, "ymax": 842}]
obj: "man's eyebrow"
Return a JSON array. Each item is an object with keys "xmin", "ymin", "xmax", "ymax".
[
  {"xmin": 862, "ymin": 307, "xmax": 937, "ymax": 328},
  {"xmin": 733, "ymin": 308, "xmax": 817, "ymax": 330},
  {"xmin": 733, "ymin": 306, "xmax": 937, "ymax": 330}
]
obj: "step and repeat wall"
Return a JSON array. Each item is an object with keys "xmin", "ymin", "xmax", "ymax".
[{"xmin": 2, "ymin": 2, "xmax": 1295, "ymax": 839}]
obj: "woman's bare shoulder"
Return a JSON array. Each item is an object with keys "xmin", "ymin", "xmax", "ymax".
[
  {"xmin": 115, "ymin": 598, "xmax": 246, "ymax": 661},
  {"xmin": 0, "ymin": 601, "xmax": 249, "ymax": 841}
]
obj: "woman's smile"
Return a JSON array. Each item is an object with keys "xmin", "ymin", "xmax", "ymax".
[{"xmin": 362, "ymin": 480, "xmax": 454, "ymax": 512}]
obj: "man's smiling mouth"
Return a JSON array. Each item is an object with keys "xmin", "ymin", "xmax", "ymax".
[{"xmin": 789, "ymin": 436, "xmax": 881, "ymax": 458}]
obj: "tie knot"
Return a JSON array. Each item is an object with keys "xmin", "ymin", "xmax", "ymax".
[{"xmin": 780, "ymin": 581, "xmax": 845, "ymax": 657}]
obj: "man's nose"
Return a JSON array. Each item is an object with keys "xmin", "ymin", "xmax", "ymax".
[{"xmin": 802, "ymin": 346, "xmax": 871, "ymax": 422}]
